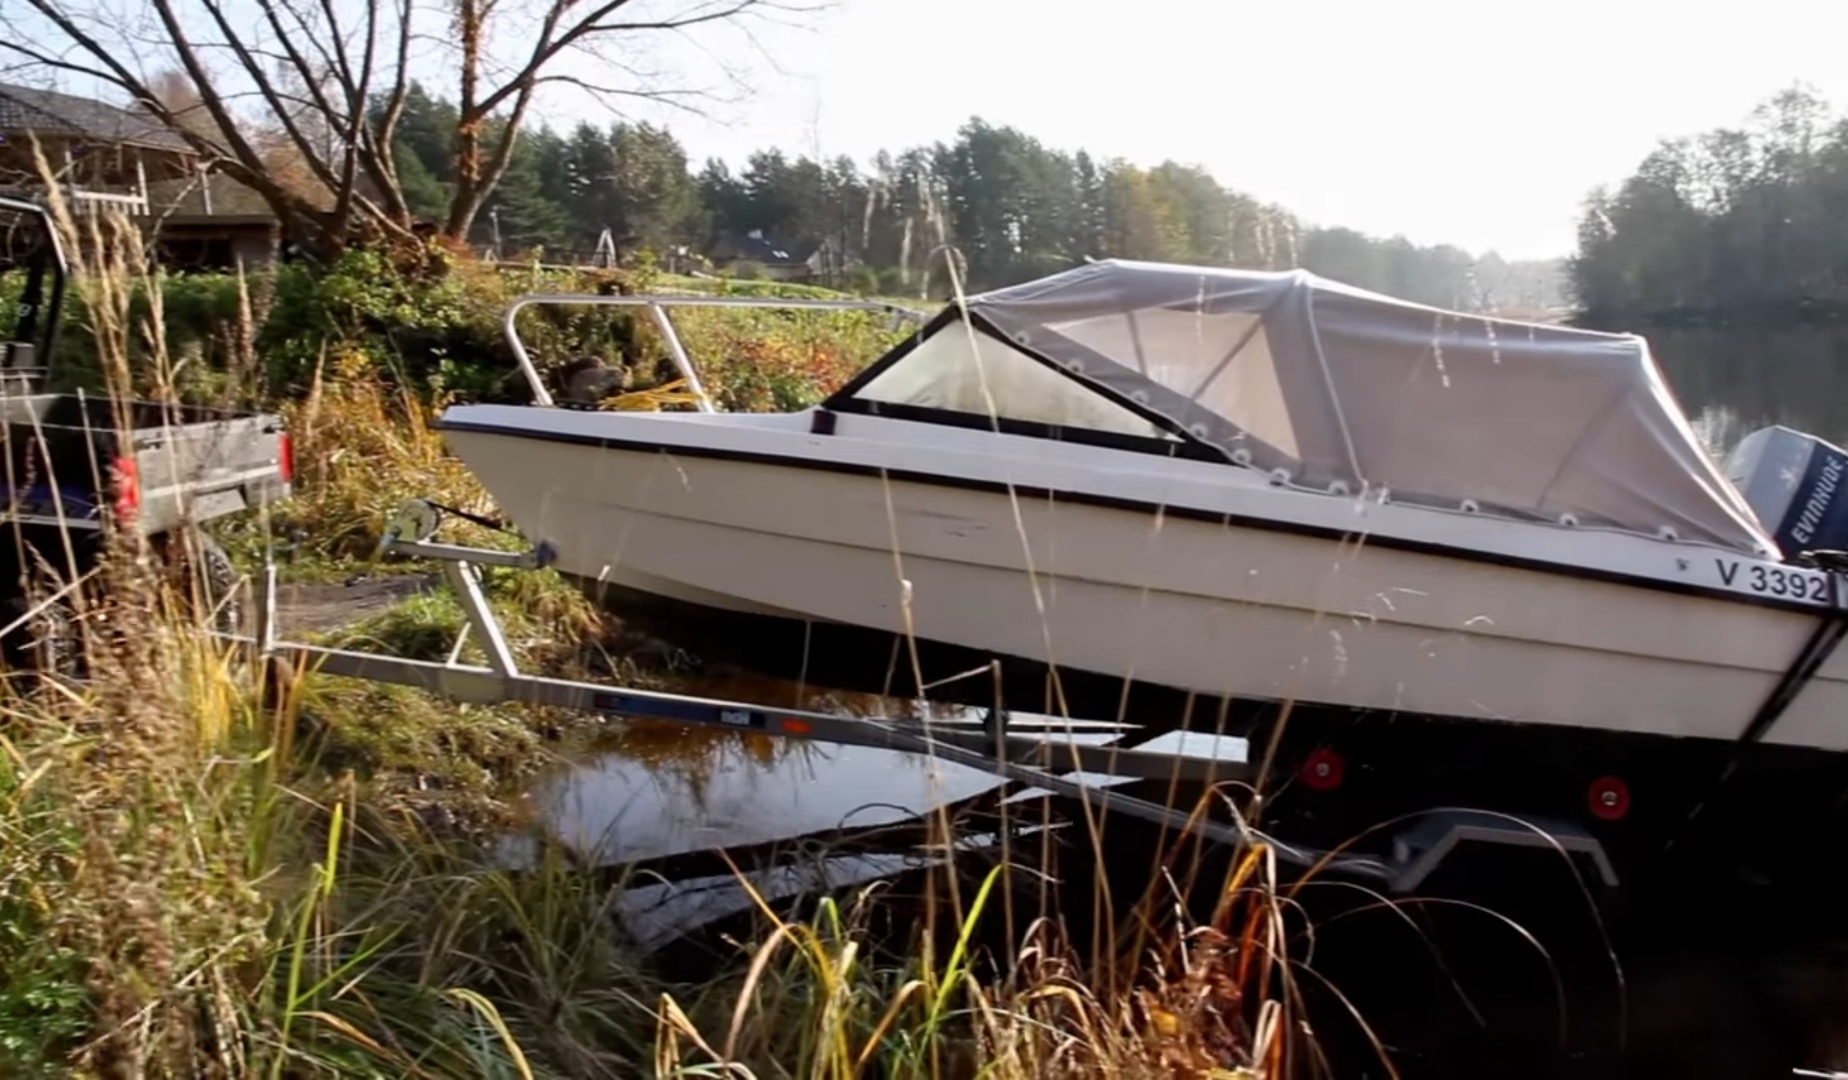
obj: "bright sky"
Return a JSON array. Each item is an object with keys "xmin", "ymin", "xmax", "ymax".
[{"xmin": 621, "ymin": 0, "xmax": 1848, "ymax": 261}]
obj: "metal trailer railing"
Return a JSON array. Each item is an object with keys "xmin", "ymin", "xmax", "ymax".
[
  {"xmin": 498, "ymin": 292, "xmax": 930, "ymax": 409},
  {"xmin": 240, "ymin": 500, "xmax": 1264, "ymax": 835}
]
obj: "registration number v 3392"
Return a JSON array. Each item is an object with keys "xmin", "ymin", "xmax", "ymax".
[{"xmin": 1715, "ymin": 558, "xmax": 1829, "ymax": 601}]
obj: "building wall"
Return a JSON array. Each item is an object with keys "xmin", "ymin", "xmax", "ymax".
[{"xmin": 151, "ymin": 221, "xmax": 279, "ymax": 272}]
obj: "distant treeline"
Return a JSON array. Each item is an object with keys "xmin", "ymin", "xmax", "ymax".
[
  {"xmin": 1574, "ymin": 86, "xmax": 1848, "ymax": 327},
  {"xmin": 385, "ymin": 85, "xmax": 1564, "ymax": 308}
]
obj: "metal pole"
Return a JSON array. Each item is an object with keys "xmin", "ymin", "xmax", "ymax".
[{"xmin": 646, "ymin": 302, "xmax": 714, "ymax": 413}]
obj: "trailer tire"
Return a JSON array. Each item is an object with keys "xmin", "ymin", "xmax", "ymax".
[
  {"xmin": 0, "ymin": 527, "xmax": 95, "ymax": 679},
  {"xmin": 158, "ymin": 529, "xmax": 242, "ymax": 635},
  {"xmin": 1, "ymin": 592, "xmax": 79, "ymax": 678}
]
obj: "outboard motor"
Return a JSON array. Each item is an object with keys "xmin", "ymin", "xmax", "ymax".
[{"xmin": 1725, "ymin": 424, "xmax": 1848, "ymax": 560}]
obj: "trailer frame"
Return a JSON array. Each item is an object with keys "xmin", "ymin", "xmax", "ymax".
[{"xmin": 217, "ymin": 495, "xmax": 1624, "ymax": 893}]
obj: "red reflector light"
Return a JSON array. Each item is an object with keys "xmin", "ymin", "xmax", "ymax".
[
  {"xmin": 110, "ymin": 455, "xmax": 139, "ymax": 524},
  {"xmin": 1300, "ymin": 747, "xmax": 1345, "ymax": 791},
  {"xmin": 1588, "ymin": 775, "xmax": 1631, "ymax": 821},
  {"xmin": 277, "ymin": 432, "xmax": 293, "ymax": 484}
]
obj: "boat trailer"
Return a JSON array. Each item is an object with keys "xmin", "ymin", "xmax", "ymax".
[{"xmin": 219, "ymin": 495, "xmax": 1619, "ymax": 894}]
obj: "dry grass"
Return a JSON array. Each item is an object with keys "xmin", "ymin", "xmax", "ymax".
[
  {"xmin": 0, "ymin": 578, "xmax": 1308, "ymax": 1077},
  {"xmin": 282, "ymin": 351, "xmax": 497, "ymax": 567},
  {"xmin": 0, "ymin": 198, "xmax": 1340, "ymax": 1079}
]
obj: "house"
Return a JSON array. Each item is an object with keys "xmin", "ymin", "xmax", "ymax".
[
  {"xmin": 708, "ymin": 228, "xmax": 811, "ymax": 281},
  {"xmin": 0, "ymin": 81, "xmax": 192, "ymax": 212},
  {"xmin": 140, "ymin": 171, "xmax": 284, "ymax": 271},
  {"xmin": 0, "ymin": 81, "xmax": 280, "ymax": 269}
]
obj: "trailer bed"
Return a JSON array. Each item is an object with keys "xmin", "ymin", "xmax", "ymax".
[{"xmin": 0, "ymin": 391, "xmax": 290, "ymax": 536}]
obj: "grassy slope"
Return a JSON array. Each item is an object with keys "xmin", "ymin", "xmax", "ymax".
[{"xmin": 0, "ymin": 225, "xmax": 1307, "ymax": 1078}]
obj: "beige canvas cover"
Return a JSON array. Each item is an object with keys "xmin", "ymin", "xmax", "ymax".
[{"xmin": 958, "ymin": 259, "xmax": 1776, "ymax": 556}]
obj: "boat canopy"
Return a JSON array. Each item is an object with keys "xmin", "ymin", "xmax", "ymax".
[{"xmin": 847, "ymin": 259, "xmax": 1774, "ymax": 555}]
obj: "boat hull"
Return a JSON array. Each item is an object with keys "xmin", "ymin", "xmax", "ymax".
[{"xmin": 439, "ymin": 421, "xmax": 1848, "ymax": 751}]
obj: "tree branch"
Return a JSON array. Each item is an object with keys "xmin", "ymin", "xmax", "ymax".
[
  {"xmin": 238, "ymin": 0, "xmax": 359, "ymax": 189},
  {"xmin": 10, "ymin": 0, "xmax": 811, "ymax": 254},
  {"xmin": 7, "ymin": 0, "xmax": 325, "ymax": 243},
  {"xmin": 361, "ymin": 0, "xmax": 416, "ymax": 219}
]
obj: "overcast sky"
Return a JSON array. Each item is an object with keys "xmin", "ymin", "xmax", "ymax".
[{"xmin": 620, "ymin": 0, "xmax": 1848, "ymax": 261}]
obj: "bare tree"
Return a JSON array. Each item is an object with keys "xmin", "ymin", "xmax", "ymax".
[{"xmin": 1, "ymin": 0, "xmax": 807, "ymax": 258}]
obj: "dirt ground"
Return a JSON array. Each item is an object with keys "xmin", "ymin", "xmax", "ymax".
[{"xmin": 268, "ymin": 572, "xmax": 440, "ymax": 636}]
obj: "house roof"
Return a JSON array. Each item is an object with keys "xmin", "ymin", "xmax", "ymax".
[
  {"xmin": 713, "ymin": 228, "xmax": 804, "ymax": 266},
  {"xmin": 0, "ymin": 82, "xmax": 191, "ymax": 153}
]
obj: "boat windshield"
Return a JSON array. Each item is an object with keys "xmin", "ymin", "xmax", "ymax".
[{"xmin": 846, "ymin": 319, "xmax": 1178, "ymax": 441}]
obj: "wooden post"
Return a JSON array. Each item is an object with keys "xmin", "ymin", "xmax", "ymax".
[{"xmin": 61, "ymin": 141, "xmax": 76, "ymax": 209}]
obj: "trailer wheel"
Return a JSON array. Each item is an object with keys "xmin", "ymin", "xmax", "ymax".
[
  {"xmin": 158, "ymin": 529, "xmax": 242, "ymax": 635},
  {"xmin": 1, "ymin": 593, "xmax": 79, "ymax": 678},
  {"xmin": 0, "ymin": 528, "xmax": 94, "ymax": 679}
]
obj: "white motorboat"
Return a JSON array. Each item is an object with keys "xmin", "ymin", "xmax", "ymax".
[{"xmin": 436, "ymin": 261, "xmax": 1848, "ymax": 850}]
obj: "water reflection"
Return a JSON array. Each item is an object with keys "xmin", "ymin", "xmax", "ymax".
[
  {"xmin": 614, "ymin": 854, "xmax": 925, "ymax": 952},
  {"xmin": 541, "ymin": 736, "xmax": 1011, "ymax": 865},
  {"xmin": 530, "ymin": 709, "xmax": 1250, "ymax": 954},
  {"xmin": 537, "ymin": 715, "xmax": 1250, "ymax": 867},
  {"xmin": 1653, "ymin": 324, "xmax": 1848, "ymax": 456}
]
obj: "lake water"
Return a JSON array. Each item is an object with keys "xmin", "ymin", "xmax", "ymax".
[
  {"xmin": 536, "ymin": 716, "xmax": 1249, "ymax": 866},
  {"xmin": 528, "ymin": 704, "xmax": 1247, "ymax": 948},
  {"xmin": 1654, "ymin": 324, "xmax": 1848, "ymax": 456}
]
